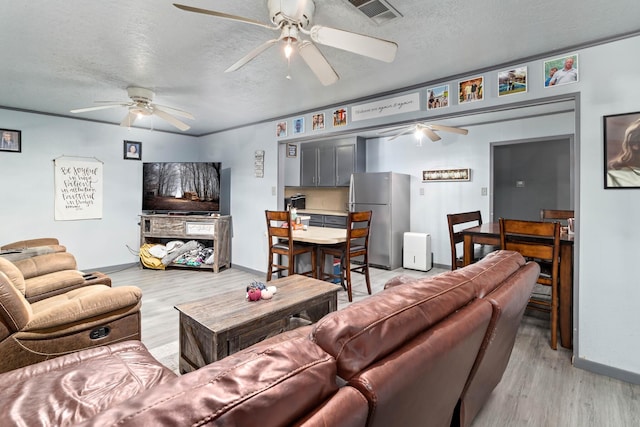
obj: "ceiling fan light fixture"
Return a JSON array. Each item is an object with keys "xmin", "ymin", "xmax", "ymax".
[{"xmin": 284, "ymin": 38, "xmax": 294, "ymax": 58}]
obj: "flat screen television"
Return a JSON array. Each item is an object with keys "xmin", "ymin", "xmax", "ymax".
[{"xmin": 142, "ymin": 162, "xmax": 221, "ymax": 214}]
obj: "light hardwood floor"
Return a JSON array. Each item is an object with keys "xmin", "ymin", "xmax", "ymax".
[{"xmin": 106, "ymin": 264, "xmax": 640, "ymax": 427}]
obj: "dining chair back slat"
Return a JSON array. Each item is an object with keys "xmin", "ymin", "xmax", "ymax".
[
  {"xmin": 499, "ymin": 218, "xmax": 561, "ymax": 349},
  {"xmin": 265, "ymin": 210, "xmax": 316, "ymax": 281}
]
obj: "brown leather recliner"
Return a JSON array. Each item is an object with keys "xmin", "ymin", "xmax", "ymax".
[
  {"xmin": 0, "ymin": 252, "xmax": 110, "ymax": 303},
  {"xmin": 0, "ymin": 268, "xmax": 142, "ymax": 373}
]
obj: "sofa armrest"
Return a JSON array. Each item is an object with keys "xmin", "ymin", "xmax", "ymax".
[
  {"xmin": 0, "ymin": 341, "xmax": 176, "ymax": 427},
  {"xmin": 383, "ymin": 274, "xmax": 420, "ymax": 289},
  {"xmin": 0, "ymin": 272, "xmax": 31, "ymax": 335}
]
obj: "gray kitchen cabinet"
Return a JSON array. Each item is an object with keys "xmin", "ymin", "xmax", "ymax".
[{"xmin": 299, "ymin": 137, "xmax": 365, "ymax": 187}]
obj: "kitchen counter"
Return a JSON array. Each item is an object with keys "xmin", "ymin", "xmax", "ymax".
[{"xmin": 298, "ymin": 209, "xmax": 348, "ymax": 216}]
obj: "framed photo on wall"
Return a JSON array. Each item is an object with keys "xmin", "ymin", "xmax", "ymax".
[
  {"xmin": 124, "ymin": 140, "xmax": 142, "ymax": 160},
  {"xmin": 603, "ymin": 111, "xmax": 640, "ymax": 188},
  {"xmin": 458, "ymin": 76, "xmax": 483, "ymax": 104},
  {"xmin": 427, "ymin": 85, "xmax": 449, "ymax": 110},
  {"xmin": 276, "ymin": 121, "xmax": 287, "ymax": 137},
  {"xmin": 293, "ymin": 117, "xmax": 305, "ymax": 134},
  {"xmin": 498, "ymin": 66, "xmax": 527, "ymax": 97},
  {"xmin": 286, "ymin": 143, "xmax": 297, "ymax": 158},
  {"xmin": 544, "ymin": 54, "xmax": 579, "ymax": 87},
  {"xmin": 0, "ymin": 129, "xmax": 21, "ymax": 153},
  {"xmin": 312, "ymin": 113, "xmax": 325, "ymax": 130},
  {"xmin": 333, "ymin": 108, "xmax": 347, "ymax": 127}
]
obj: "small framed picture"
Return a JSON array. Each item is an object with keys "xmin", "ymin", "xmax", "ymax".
[
  {"xmin": 498, "ymin": 66, "xmax": 527, "ymax": 97},
  {"xmin": 544, "ymin": 54, "xmax": 579, "ymax": 87},
  {"xmin": 333, "ymin": 108, "xmax": 347, "ymax": 127},
  {"xmin": 287, "ymin": 143, "xmax": 298, "ymax": 158},
  {"xmin": 458, "ymin": 76, "xmax": 484, "ymax": 104},
  {"xmin": 0, "ymin": 129, "xmax": 21, "ymax": 153},
  {"xmin": 312, "ymin": 113, "xmax": 325, "ymax": 130},
  {"xmin": 293, "ymin": 117, "xmax": 305, "ymax": 134},
  {"xmin": 276, "ymin": 121, "xmax": 287, "ymax": 137},
  {"xmin": 427, "ymin": 85, "xmax": 449, "ymax": 110},
  {"xmin": 603, "ymin": 111, "xmax": 640, "ymax": 188},
  {"xmin": 124, "ymin": 140, "xmax": 142, "ymax": 160}
]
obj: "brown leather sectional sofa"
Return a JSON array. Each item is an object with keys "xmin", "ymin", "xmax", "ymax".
[{"xmin": 0, "ymin": 250, "xmax": 539, "ymax": 427}]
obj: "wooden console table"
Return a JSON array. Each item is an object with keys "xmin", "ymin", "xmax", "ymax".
[
  {"xmin": 174, "ymin": 275, "xmax": 339, "ymax": 373},
  {"xmin": 139, "ymin": 214, "xmax": 231, "ymax": 273}
]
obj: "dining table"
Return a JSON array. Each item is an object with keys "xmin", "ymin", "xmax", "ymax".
[
  {"xmin": 291, "ymin": 226, "xmax": 347, "ymax": 281},
  {"xmin": 461, "ymin": 222, "xmax": 575, "ymax": 349}
]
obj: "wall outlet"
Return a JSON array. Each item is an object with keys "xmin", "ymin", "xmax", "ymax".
[
  {"xmin": 271, "ymin": 186, "xmax": 276, "ymax": 196},
  {"xmin": 419, "ymin": 187, "xmax": 425, "ymax": 196},
  {"xmin": 481, "ymin": 187, "xmax": 487, "ymax": 196}
]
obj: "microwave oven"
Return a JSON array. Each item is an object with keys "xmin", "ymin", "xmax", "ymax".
[{"xmin": 285, "ymin": 194, "xmax": 306, "ymax": 209}]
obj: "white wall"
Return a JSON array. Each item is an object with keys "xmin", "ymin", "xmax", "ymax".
[
  {"xmin": 365, "ymin": 112, "xmax": 574, "ymax": 267},
  {"xmin": 0, "ymin": 110, "xmax": 198, "ymax": 269},
  {"xmin": 2, "ymin": 34, "xmax": 640, "ymax": 380}
]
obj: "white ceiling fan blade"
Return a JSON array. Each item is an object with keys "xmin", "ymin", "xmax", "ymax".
[
  {"xmin": 225, "ymin": 39, "xmax": 280, "ymax": 73},
  {"xmin": 153, "ymin": 108, "xmax": 191, "ymax": 131},
  {"xmin": 120, "ymin": 111, "xmax": 138, "ymax": 128},
  {"xmin": 308, "ymin": 25, "xmax": 397, "ymax": 63},
  {"xmin": 154, "ymin": 104, "xmax": 195, "ymax": 120},
  {"xmin": 378, "ymin": 124, "xmax": 413, "ymax": 135},
  {"xmin": 298, "ymin": 41, "xmax": 339, "ymax": 86},
  {"xmin": 420, "ymin": 127, "xmax": 442, "ymax": 142},
  {"xmin": 387, "ymin": 127, "xmax": 415, "ymax": 141},
  {"xmin": 429, "ymin": 124, "xmax": 469, "ymax": 135},
  {"xmin": 173, "ymin": 4, "xmax": 276, "ymax": 30},
  {"xmin": 70, "ymin": 103, "xmax": 129, "ymax": 114}
]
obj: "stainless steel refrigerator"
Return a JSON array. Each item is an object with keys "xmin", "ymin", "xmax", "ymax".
[{"xmin": 349, "ymin": 172, "xmax": 410, "ymax": 270}]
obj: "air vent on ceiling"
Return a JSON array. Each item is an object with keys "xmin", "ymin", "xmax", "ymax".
[{"xmin": 345, "ymin": 0, "xmax": 402, "ymax": 25}]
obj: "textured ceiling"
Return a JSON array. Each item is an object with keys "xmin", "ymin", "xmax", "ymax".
[{"xmin": 1, "ymin": 0, "xmax": 639, "ymax": 135}]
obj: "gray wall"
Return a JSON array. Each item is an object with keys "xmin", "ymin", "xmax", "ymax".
[{"xmin": 493, "ymin": 138, "xmax": 572, "ymax": 221}]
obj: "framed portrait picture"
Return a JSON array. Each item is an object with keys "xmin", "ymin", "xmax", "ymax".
[
  {"xmin": 312, "ymin": 113, "xmax": 325, "ymax": 130},
  {"xmin": 498, "ymin": 66, "xmax": 527, "ymax": 97},
  {"xmin": 124, "ymin": 140, "xmax": 142, "ymax": 160},
  {"xmin": 333, "ymin": 108, "xmax": 347, "ymax": 127},
  {"xmin": 427, "ymin": 85, "xmax": 449, "ymax": 110},
  {"xmin": 603, "ymin": 111, "xmax": 640, "ymax": 189},
  {"xmin": 293, "ymin": 117, "xmax": 305, "ymax": 134},
  {"xmin": 0, "ymin": 129, "xmax": 21, "ymax": 153},
  {"xmin": 544, "ymin": 54, "xmax": 579, "ymax": 87},
  {"xmin": 276, "ymin": 121, "xmax": 287, "ymax": 137},
  {"xmin": 458, "ymin": 76, "xmax": 484, "ymax": 104},
  {"xmin": 286, "ymin": 143, "xmax": 297, "ymax": 158}
]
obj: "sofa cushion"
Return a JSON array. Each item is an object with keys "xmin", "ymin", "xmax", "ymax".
[
  {"xmin": 23, "ymin": 270, "xmax": 85, "ymax": 300},
  {"xmin": 13, "ymin": 252, "xmax": 78, "ymax": 279},
  {"xmin": 312, "ymin": 270, "xmax": 477, "ymax": 379},
  {"xmin": 0, "ymin": 341, "xmax": 176, "ymax": 427},
  {"xmin": 76, "ymin": 336, "xmax": 339, "ymax": 427},
  {"xmin": 23, "ymin": 285, "xmax": 142, "ymax": 333},
  {"xmin": 0, "ymin": 256, "xmax": 26, "ymax": 295},
  {"xmin": 312, "ymin": 250, "xmax": 527, "ymax": 380}
]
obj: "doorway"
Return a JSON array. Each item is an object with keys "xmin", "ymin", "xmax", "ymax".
[{"xmin": 492, "ymin": 136, "xmax": 574, "ymax": 221}]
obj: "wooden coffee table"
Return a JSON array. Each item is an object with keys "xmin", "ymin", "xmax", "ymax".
[{"xmin": 174, "ymin": 274, "xmax": 340, "ymax": 373}]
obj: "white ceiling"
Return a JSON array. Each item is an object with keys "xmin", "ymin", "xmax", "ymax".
[{"xmin": 1, "ymin": 0, "xmax": 639, "ymax": 135}]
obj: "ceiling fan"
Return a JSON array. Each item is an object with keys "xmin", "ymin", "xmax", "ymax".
[
  {"xmin": 70, "ymin": 87, "xmax": 194, "ymax": 131},
  {"xmin": 173, "ymin": 0, "xmax": 398, "ymax": 86},
  {"xmin": 378, "ymin": 123, "xmax": 469, "ymax": 142}
]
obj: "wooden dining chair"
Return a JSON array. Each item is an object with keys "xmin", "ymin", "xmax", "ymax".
[
  {"xmin": 499, "ymin": 218, "xmax": 561, "ymax": 349},
  {"xmin": 447, "ymin": 211, "xmax": 495, "ymax": 270},
  {"xmin": 317, "ymin": 211, "xmax": 372, "ymax": 302},
  {"xmin": 265, "ymin": 210, "xmax": 316, "ymax": 281},
  {"xmin": 540, "ymin": 209, "xmax": 574, "ymax": 224}
]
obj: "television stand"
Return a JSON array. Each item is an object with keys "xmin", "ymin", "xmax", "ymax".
[{"xmin": 139, "ymin": 214, "xmax": 231, "ymax": 273}]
